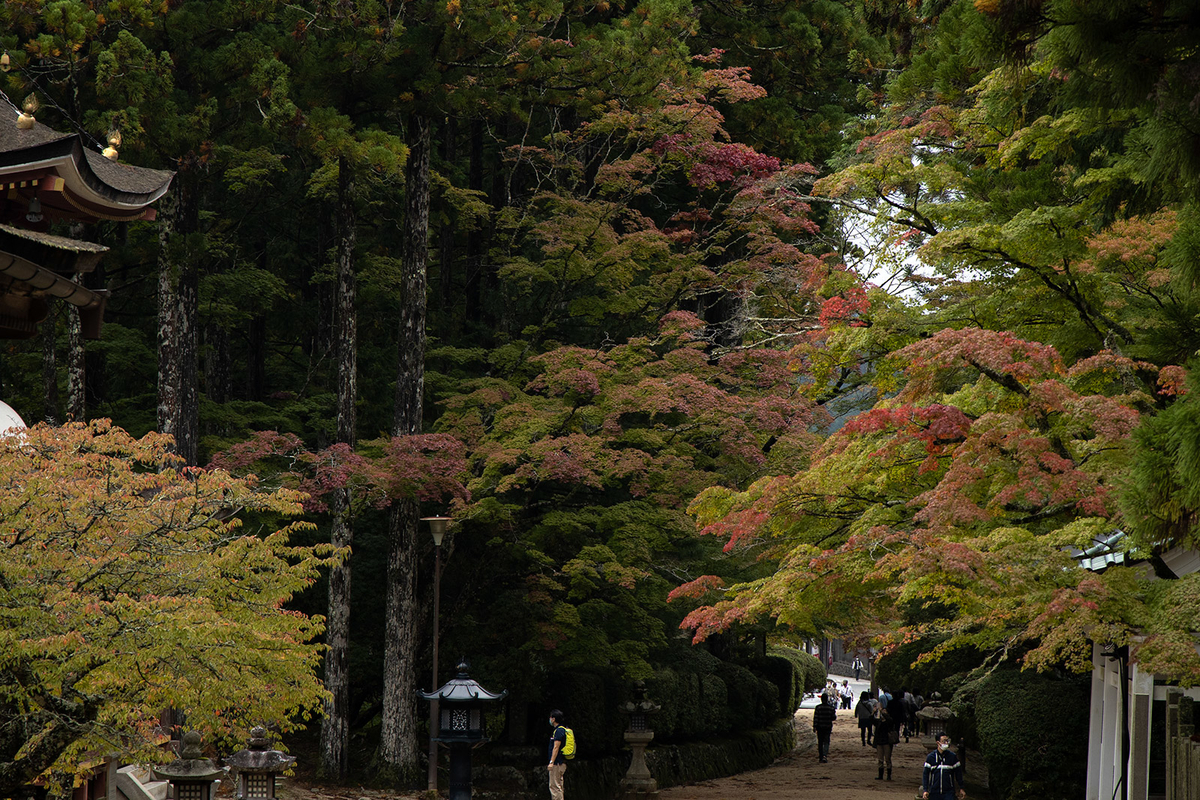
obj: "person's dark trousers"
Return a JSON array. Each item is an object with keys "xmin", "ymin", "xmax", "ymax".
[
  {"xmin": 816, "ymin": 731, "xmax": 831, "ymax": 762},
  {"xmin": 928, "ymin": 791, "xmax": 956, "ymax": 800},
  {"xmin": 855, "ymin": 669, "xmax": 861, "ymax": 680}
]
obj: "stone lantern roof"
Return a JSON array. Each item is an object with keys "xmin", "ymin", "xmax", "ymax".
[
  {"xmin": 224, "ymin": 727, "xmax": 297, "ymax": 774},
  {"xmin": 152, "ymin": 731, "xmax": 225, "ymax": 783},
  {"xmin": 418, "ymin": 661, "xmax": 508, "ymax": 703}
]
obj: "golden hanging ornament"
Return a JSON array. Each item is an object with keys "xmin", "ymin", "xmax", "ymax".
[
  {"xmin": 102, "ymin": 129, "xmax": 121, "ymax": 161},
  {"xmin": 16, "ymin": 94, "xmax": 37, "ymax": 129}
]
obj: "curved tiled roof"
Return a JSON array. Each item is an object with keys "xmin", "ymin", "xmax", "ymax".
[{"xmin": 0, "ymin": 114, "xmax": 173, "ymax": 204}]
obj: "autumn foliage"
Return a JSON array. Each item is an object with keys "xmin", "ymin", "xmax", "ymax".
[{"xmin": 0, "ymin": 421, "xmax": 335, "ymax": 793}]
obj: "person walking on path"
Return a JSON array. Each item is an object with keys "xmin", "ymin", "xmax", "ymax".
[
  {"xmin": 839, "ymin": 680, "xmax": 854, "ymax": 709},
  {"xmin": 548, "ymin": 710, "xmax": 569, "ymax": 800},
  {"xmin": 854, "ymin": 690, "xmax": 876, "ymax": 746},
  {"xmin": 922, "ymin": 734, "xmax": 966, "ymax": 800},
  {"xmin": 812, "ymin": 695, "xmax": 837, "ymax": 763},
  {"xmin": 873, "ymin": 706, "xmax": 900, "ymax": 781},
  {"xmin": 853, "ymin": 655, "xmax": 865, "ymax": 680}
]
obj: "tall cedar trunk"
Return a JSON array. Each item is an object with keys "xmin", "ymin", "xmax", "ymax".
[
  {"xmin": 41, "ymin": 303, "xmax": 57, "ymax": 425},
  {"xmin": 66, "ymin": 304, "xmax": 84, "ymax": 420},
  {"xmin": 379, "ymin": 115, "xmax": 432, "ymax": 781},
  {"xmin": 320, "ymin": 157, "xmax": 357, "ymax": 781},
  {"xmin": 247, "ymin": 315, "xmax": 266, "ymax": 401},
  {"xmin": 66, "ymin": 222, "xmax": 87, "ymax": 421},
  {"xmin": 438, "ymin": 116, "xmax": 456, "ymax": 311},
  {"xmin": 205, "ymin": 323, "xmax": 231, "ymax": 406},
  {"xmin": 177, "ymin": 247, "xmax": 198, "ymax": 464},
  {"xmin": 84, "ymin": 261, "xmax": 106, "ymax": 410},
  {"xmin": 465, "ymin": 120, "xmax": 484, "ymax": 321},
  {"xmin": 157, "ymin": 169, "xmax": 198, "ymax": 463},
  {"xmin": 157, "ymin": 185, "xmax": 180, "ymax": 442}
]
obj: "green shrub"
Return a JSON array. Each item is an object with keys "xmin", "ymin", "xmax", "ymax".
[
  {"xmin": 715, "ymin": 662, "xmax": 779, "ymax": 731},
  {"xmin": 545, "ymin": 668, "xmax": 628, "ymax": 755},
  {"xmin": 876, "ymin": 638, "xmax": 982, "ymax": 694},
  {"xmin": 767, "ymin": 646, "xmax": 825, "ymax": 693},
  {"xmin": 969, "ymin": 668, "xmax": 1089, "ymax": 800},
  {"xmin": 746, "ymin": 655, "xmax": 798, "ymax": 713}
]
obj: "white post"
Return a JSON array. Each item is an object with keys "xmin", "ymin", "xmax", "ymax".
[
  {"xmin": 1128, "ymin": 662, "xmax": 1153, "ymax": 800},
  {"xmin": 1088, "ymin": 643, "xmax": 1106, "ymax": 800},
  {"xmin": 1099, "ymin": 655, "xmax": 1120, "ymax": 800}
]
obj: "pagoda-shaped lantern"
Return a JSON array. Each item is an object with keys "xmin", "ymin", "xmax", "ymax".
[
  {"xmin": 152, "ymin": 731, "xmax": 225, "ymax": 800},
  {"xmin": 224, "ymin": 726, "xmax": 296, "ymax": 800},
  {"xmin": 915, "ymin": 692, "xmax": 954, "ymax": 746},
  {"xmin": 419, "ymin": 660, "xmax": 507, "ymax": 800},
  {"xmin": 619, "ymin": 681, "xmax": 661, "ymax": 799}
]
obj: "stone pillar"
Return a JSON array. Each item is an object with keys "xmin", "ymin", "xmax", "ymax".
[
  {"xmin": 1129, "ymin": 663, "xmax": 1152, "ymax": 800},
  {"xmin": 1088, "ymin": 644, "xmax": 1106, "ymax": 800},
  {"xmin": 1099, "ymin": 656, "xmax": 1120, "ymax": 800},
  {"xmin": 1166, "ymin": 690, "xmax": 1180, "ymax": 800},
  {"xmin": 619, "ymin": 683, "xmax": 660, "ymax": 800}
]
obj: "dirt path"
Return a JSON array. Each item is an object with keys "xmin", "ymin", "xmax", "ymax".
[{"xmin": 659, "ymin": 708, "xmax": 929, "ymax": 800}]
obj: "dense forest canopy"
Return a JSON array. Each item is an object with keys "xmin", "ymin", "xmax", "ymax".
[{"xmin": 3, "ymin": 0, "xmax": 1200, "ymax": 788}]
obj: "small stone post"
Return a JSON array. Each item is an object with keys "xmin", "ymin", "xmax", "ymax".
[
  {"xmin": 225, "ymin": 726, "xmax": 296, "ymax": 800},
  {"xmin": 619, "ymin": 682, "xmax": 660, "ymax": 800},
  {"xmin": 152, "ymin": 731, "xmax": 225, "ymax": 800}
]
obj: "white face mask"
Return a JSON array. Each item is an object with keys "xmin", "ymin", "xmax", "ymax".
[{"xmin": 938, "ymin": 742, "xmax": 950, "ymax": 752}]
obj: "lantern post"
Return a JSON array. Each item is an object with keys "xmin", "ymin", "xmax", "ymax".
[
  {"xmin": 619, "ymin": 681, "xmax": 660, "ymax": 800},
  {"xmin": 152, "ymin": 731, "xmax": 224, "ymax": 800},
  {"xmin": 419, "ymin": 660, "xmax": 507, "ymax": 800},
  {"xmin": 225, "ymin": 726, "xmax": 296, "ymax": 800}
]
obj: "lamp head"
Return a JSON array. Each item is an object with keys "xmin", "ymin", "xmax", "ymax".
[{"xmin": 421, "ymin": 516, "xmax": 451, "ymax": 546}]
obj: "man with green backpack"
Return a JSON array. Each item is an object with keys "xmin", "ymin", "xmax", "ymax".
[{"xmin": 548, "ymin": 709, "xmax": 575, "ymax": 800}]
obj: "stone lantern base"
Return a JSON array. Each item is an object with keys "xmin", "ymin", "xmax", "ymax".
[{"xmin": 619, "ymin": 730, "xmax": 658, "ymax": 800}]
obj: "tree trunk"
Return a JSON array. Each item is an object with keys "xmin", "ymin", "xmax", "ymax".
[
  {"xmin": 246, "ymin": 314, "xmax": 266, "ymax": 401},
  {"xmin": 438, "ymin": 116, "xmax": 456, "ymax": 311},
  {"xmin": 205, "ymin": 323, "xmax": 231, "ymax": 406},
  {"xmin": 41, "ymin": 303, "xmax": 57, "ymax": 425},
  {"xmin": 157, "ymin": 185, "xmax": 180, "ymax": 440},
  {"xmin": 177, "ymin": 249, "xmax": 198, "ymax": 464},
  {"xmin": 379, "ymin": 114, "xmax": 432, "ymax": 783},
  {"xmin": 157, "ymin": 169, "xmax": 198, "ymax": 463},
  {"xmin": 66, "ymin": 304, "xmax": 84, "ymax": 421},
  {"xmin": 320, "ymin": 156, "xmax": 358, "ymax": 782}
]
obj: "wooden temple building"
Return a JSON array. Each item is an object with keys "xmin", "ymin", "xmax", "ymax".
[{"xmin": 0, "ymin": 105, "xmax": 172, "ymax": 427}]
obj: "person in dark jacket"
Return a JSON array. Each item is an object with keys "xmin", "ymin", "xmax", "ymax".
[
  {"xmin": 922, "ymin": 734, "xmax": 966, "ymax": 800},
  {"xmin": 854, "ymin": 691, "xmax": 875, "ymax": 746},
  {"xmin": 812, "ymin": 695, "xmax": 837, "ymax": 763},
  {"xmin": 873, "ymin": 706, "xmax": 900, "ymax": 781}
]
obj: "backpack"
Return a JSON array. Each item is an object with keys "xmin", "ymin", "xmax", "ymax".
[{"xmin": 558, "ymin": 726, "xmax": 576, "ymax": 759}]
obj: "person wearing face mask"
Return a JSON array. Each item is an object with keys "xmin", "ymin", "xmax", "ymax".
[
  {"xmin": 548, "ymin": 710, "xmax": 569, "ymax": 800},
  {"xmin": 922, "ymin": 734, "xmax": 966, "ymax": 800}
]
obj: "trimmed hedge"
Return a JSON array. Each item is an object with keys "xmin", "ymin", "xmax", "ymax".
[
  {"xmin": 953, "ymin": 668, "xmax": 1089, "ymax": 800},
  {"xmin": 480, "ymin": 716, "xmax": 796, "ymax": 800},
  {"xmin": 767, "ymin": 646, "xmax": 826, "ymax": 694}
]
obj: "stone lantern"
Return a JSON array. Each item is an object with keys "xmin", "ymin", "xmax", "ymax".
[
  {"xmin": 152, "ymin": 731, "xmax": 225, "ymax": 800},
  {"xmin": 619, "ymin": 681, "xmax": 660, "ymax": 800},
  {"xmin": 224, "ymin": 726, "xmax": 296, "ymax": 800},
  {"xmin": 419, "ymin": 660, "xmax": 507, "ymax": 800},
  {"xmin": 915, "ymin": 692, "xmax": 954, "ymax": 747}
]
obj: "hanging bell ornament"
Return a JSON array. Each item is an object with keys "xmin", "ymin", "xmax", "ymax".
[
  {"xmin": 102, "ymin": 129, "xmax": 121, "ymax": 161},
  {"xmin": 16, "ymin": 94, "xmax": 37, "ymax": 130},
  {"xmin": 0, "ymin": 52, "xmax": 10, "ymax": 73}
]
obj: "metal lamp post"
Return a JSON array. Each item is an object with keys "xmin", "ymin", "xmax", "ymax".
[{"xmin": 422, "ymin": 515, "xmax": 451, "ymax": 793}]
